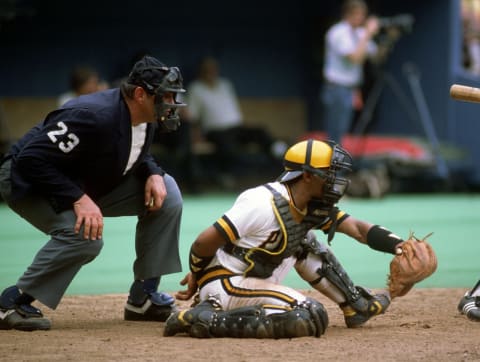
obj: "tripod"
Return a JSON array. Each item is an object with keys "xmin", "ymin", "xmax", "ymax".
[{"xmin": 351, "ymin": 62, "xmax": 450, "ymax": 181}]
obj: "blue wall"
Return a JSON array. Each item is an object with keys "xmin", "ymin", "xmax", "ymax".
[
  {"xmin": 2, "ymin": 0, "xmax": 480, "ymax": 182},
  {"xmin": 374, "ymin": 0, "xmax": 480, "ymax": 184},
  {"xmin": 0, "ymin": 0, "xmax": 308, "ymax": 97},
  {"xmin": 371, "ymin": 2, "xmax": 452, "ymax": 138}
]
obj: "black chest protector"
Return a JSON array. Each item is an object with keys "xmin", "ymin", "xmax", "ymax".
[{"xmin": 224, "ymin": 184, "xmax": 335, "ymax": 278}]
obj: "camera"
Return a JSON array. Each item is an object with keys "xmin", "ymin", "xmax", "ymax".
[{"xmin": 378, "ymin": 14, "xmax": 415, "ymax": 34}]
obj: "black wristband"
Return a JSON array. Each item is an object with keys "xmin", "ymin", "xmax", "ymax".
[
  {"xmin": 366, "ymin": 225, "xmax": 403, "ymax": 255},
  {"xmin": 189, "ymin": 247, "xmax": 214, "ymax": 278}
]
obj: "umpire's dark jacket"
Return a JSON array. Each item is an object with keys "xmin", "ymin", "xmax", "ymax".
[{"xmin": 4, "ymin": 88, "xmax": 164, "ymax": 213}]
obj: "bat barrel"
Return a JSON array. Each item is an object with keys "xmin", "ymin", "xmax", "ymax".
[{"xmin": 450, "ymin": 84, "xmax": 480, "ymax": 103}]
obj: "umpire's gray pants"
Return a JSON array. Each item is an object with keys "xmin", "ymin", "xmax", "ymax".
[{"xmin": 0, "ymin": 160, "xmax": 182, "ymax": 309}]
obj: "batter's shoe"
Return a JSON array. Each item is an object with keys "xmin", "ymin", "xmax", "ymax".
[
  {"xmin": 0, "ymin": 286, "xmax": 51, "ymax": 331},
  {"xmin": 457, "ymin": 292, "xmax": 480, "ymax": 322},
  {"xmin": 342, "ymin": 292, "xmax": 390, "ymax": 328},
  {"xmin": 124, "ymin": 291, "xmax": 177, "ymax": 322}
]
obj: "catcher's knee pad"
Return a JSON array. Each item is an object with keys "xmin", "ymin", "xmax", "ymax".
[
  {"xmin": 268, "ymin": 297, "xmax": 328, "ymax": 338},
  {"xmin": 165, "ymin": 298, "xmax": 328, "ymax": 339},
  {"xmin": 211, "ymin": 298, "xmax": 327, "ymax": 339}
]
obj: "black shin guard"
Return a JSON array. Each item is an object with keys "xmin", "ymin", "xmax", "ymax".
[
  {"xmin": 317, "ymin": 249, "xmax": 370, "ymax": 313},
  {"xmin": 165, "ymin": 298, "xmax": 328, "ymax": 339}
]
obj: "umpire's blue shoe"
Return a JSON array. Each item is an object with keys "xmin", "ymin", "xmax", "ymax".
[
  {"xmin": 0, "ymin": 286, "xmax": 51, "ymax": 331},
  {"xmin": 124, "ymin": 291, "xmax": 177, "ymax": 322}
]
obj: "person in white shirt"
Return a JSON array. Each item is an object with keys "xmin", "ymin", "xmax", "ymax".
[
  {"xmin": 320, "ymin": 0, "xmax": 380, "ymax": 145},
  {"xmin": 184, "ymin": 56, "xmax": 285, "ymax": 183}
]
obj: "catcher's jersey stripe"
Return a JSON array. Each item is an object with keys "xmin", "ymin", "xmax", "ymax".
[
  {"xmin": 221, "ymin": 278, "xmax": 297, "ymax": 305},
  {"xmin": 321, "ymin": 211, "xmax": 348, "ymax": 232},
  {"xmin": 197, "ymin": 267, "xmax": 235, "ymax": 288},
  {"xmin": 214, "ymin": 216, "xmax": 239, "ymax": 243}
]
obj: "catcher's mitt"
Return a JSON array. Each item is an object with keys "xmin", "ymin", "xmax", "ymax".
[{"xmin": 387, "ymin": 232, "xmax": 438, "ymax": 299}]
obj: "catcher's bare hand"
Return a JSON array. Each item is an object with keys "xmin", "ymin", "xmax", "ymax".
[{"xmin": 175, "ymin": 272, "xmax": 198, "ymax": 301}]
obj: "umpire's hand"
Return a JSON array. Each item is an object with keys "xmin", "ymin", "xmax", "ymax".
[
  {"xmin": 73, "ymin": 194, "xmax": 104, "ymax": 240},
  {"xmin": 144, "ymin": 174, "xmax": 167, "ymax": 211}
]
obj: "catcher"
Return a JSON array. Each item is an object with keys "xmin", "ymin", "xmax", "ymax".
[{"xmin": 164, "ymin": 139, "xmax": 437, "ymax": 339}]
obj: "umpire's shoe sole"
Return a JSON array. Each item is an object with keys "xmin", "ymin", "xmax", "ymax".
[
  {"xmin": 458, "ymin": 294, "xmax": 480, "ymax": 322},
  {"xmin": 0, "ymin": 309, "xmax": 51, "ymax": 331},
  {"xmin": 124, "ymin": 299, "xmax": 178, "ymax": 322}
]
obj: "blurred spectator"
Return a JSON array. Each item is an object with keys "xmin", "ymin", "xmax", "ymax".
[
  {"xmin": 58, "ymin": 65, "xmax": 108, "ymax": 107},
  {"xmin": 320, "ymin": 0, "xmax": 383, "ymax": 144},
  {"xmin": 462, "ymin": 1, "xmax": 480, "ymax": 76},
  {"xmin": 183, "ymin": 56, "xmax": 286, "ymax": 185}
]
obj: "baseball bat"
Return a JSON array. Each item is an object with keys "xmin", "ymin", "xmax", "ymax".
[{"xmin": 450, "ymin": 84, "xmax": 480, "ymax": 103}]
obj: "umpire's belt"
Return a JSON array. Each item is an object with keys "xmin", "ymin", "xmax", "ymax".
[{"xmin": 197, "ymin": 266, "xmax": 236, "ymax": 289}]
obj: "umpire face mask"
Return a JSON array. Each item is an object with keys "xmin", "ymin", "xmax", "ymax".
[{"xmin": 152, "ymin": 67, "xmax": 186, "ymax": 132}]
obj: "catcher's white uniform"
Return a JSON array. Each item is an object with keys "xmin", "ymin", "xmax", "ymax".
[
  {"xmin": 164, "ymin": 139, "xmax": 393, "ymax": 338},
  {"xmin": 197, "ymin": 181, "xmax": 348, "ymax": 314}
]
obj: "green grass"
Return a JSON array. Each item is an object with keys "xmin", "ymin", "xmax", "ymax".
[{"xmin": 1, "ymin": 192, "xmax": 479, "ymax": 296}]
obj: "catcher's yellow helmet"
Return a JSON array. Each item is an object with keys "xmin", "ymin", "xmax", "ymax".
[
  {"xmin": 277, "ymin": 138, "xmax": 353, "ymax": 206},
  {"xmin": 278, "ymin": 139, "xmax": 339, "ymax": 182}
]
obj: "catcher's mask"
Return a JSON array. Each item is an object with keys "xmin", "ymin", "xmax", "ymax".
[
  {"xmin": 127, "ymin": 55, "xmax": 186, "ymax": 132},
  {"xmin": 277, "ymin": 139, "xmax": 352, "ymax": 206}
]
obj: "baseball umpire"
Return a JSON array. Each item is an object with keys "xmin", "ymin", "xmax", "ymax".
[
  {"xmin": 0, "ymin": 55, "xmax": 185, "ymax": 331},
  {"xmin": 164, "ymin": 139, "xmax": 406, "ymax": 339}
]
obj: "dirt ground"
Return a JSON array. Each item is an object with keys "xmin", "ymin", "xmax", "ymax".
[{"xmin": 0, "ymin": 288, "xmax": 478, "ymax": 362}]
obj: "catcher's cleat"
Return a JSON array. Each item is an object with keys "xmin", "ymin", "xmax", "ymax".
[
  {"xmin": 342, "ymin": 292, "xmax": 390, "ymax": 328},
  {"xmin": 0, "ymin": 286, "xmax": 51, "ymax": 331},
  {"xmin": 124, "ymin": 291, "xmax": 177, "ymax": 322},
  {"xmin": 163, "ymin": 310, "xmax": 199, "ymax": 337},
  {"xmin": 457, "ymin": 293, "xmax": 480, "ymax": 322},
  {"xmin": 164, "ymin": 298, "xmax": 220, "ymax": 337}
]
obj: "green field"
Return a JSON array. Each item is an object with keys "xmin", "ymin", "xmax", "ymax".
[{"xmin": 0, "ymin": 192, "xmax": 478, "ymax": 296}]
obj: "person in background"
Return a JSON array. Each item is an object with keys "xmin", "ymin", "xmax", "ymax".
[
  {"xmin": 183, "ymin": 56, "xmax": 286, "ymax": 185},
  {"xmin": 58, "ymin": 65, "xmax": 109, "ymax": 107},
  {"xmin": 320, "ymin": 0, "xmax": 384, "ymax": 144},
  {"xmin": 0, "ymin": 55, "xmax": 185, "ymax": 331}
]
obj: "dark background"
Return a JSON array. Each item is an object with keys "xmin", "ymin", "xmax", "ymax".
[{"xmin": 1, "ymin": 0, "xmax": 479, "ymax": 185}]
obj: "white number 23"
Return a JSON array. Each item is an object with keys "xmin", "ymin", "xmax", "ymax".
[{"xmin": 47, "ymin": 121, "xmax": 80, "ymax": 153}]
